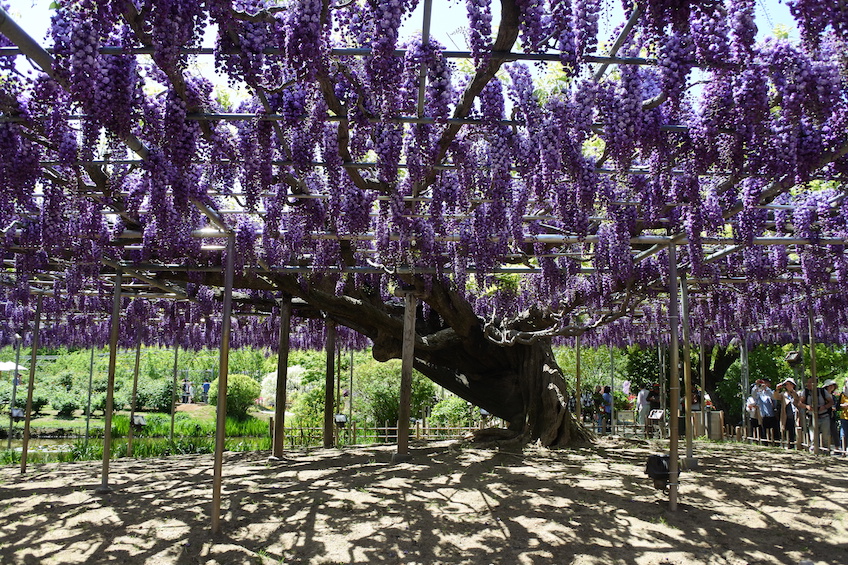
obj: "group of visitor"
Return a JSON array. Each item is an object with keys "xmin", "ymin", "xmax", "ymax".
[
  {"xmin": 746, "ymin": 376, "xmax": 848, "ymax": 454},
  {"xmin": 180, "ymin": 378, "xmax": 211, "ymax": 404}
]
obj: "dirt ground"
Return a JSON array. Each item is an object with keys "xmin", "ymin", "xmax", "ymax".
[{"xmin": 0, "ymin": 437, "xmax": 846, "ymax": 565}]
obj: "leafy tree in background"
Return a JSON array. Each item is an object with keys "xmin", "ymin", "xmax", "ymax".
[{"xmin": 354, "ymin": 358, "xmax": 436, "ymax": 428}]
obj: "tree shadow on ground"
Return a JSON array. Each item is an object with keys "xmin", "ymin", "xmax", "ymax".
[{"xmin": 0, "ymin": 439, "xmax": 846, "ymax": 564}]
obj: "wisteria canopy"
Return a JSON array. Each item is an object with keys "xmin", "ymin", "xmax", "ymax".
[{"xmin": 1, "ymin": 0, "xmax": 848, "ymax": 445}]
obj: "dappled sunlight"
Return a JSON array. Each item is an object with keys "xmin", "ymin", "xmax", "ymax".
[{"xmin": 1, "ymin": 439, "xmax": 846, "ymax": 564}]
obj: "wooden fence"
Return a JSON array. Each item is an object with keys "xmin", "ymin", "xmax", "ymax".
[{"xmin": 270, "ymin": 420, "xmax": 496, "ymax": 448}]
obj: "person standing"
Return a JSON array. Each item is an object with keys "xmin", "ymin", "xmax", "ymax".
[
  {"xmin": 601, "ymin": 386, "xmax": 613, "ymax": 434},
  {"xmin": 636, "ymin": 384, "xmax": 651, "ymax": 427},
  {"xmin": 181, "ymin": 377, "xmax": 190, "ymax": 404},
  {"xmin": 836, "ymin": 381, "xmax": 848, "ymax": 456},
  {"xmin": 803, "ymin": 379, "xmax": 836, "ymax": 453},
  {"xmin": 202, "ymin": 378, "xmax": 211, "ymax": 403},
  {"xmin": 754, "ymin": 379, "xmax": 779, "ymax": 443},
  {"xmin": 774, "ymin": 377, "xmax": 801, "ymax": 448}
]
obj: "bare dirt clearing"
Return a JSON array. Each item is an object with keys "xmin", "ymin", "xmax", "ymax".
[{"xmin": 0, "ymin": 438, "xmax": 846, "ymax": 564}]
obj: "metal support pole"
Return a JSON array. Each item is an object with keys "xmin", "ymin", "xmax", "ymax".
[
  {"xmin": 271, "ymin": 295, "xmax": 291, "ymax": 459},
  {"xmin": 680, "ymin": 273, "xmax": 696, "ymax": 466},
  {"xmin": 20, "ymin": 294, "xmax": 42, "ymax": 474},
  {"xmin": 808, "ymin": 307, "xmax": 820, "ymax": 455},
  {"xmin": 84, "ymin": 347, "xmax": 95, "ymax": 445},
  {"xmin": 211, "ymin": 233, "xmax": 235, "ymax": 533},
  {"xmin": 96, "ymin": 269, "xmax": 122, "ymax": 492},
  {"xmin": 393, "ymin": 292, "xmax": 418, "ymax": 463},
  {"xmin": 667, "ymin": 246, "xmax": 681, "ymax": 511},
  {"xmin": 349, "ymin": 349, "xmax": 354, "ymax": 442},
  {"xmin": 7, "ymin": 335, "xmax": 21, "ymax": 450},
  {"xmin": 127, "ymin": 336, "xmax": 142, "ymax": 457},
  {"xmin": 575, "ymin": 334, "xmax": 582, "ymax": 421},
  {"xmin": 323, "ymin": 321, "xmax": 336, "ymax": 449},
  {"xmin": 170, "ymin": 346, "xmax": 179, "ymax": 443}
]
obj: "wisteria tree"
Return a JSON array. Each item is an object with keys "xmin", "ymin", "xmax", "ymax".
[{"xmin": 2, "ymin": 0, "xmax": 848, "ymax": 446}]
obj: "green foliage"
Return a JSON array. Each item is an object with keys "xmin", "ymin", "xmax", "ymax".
[
  {"xmin": 51, "ymin": 392, "xmax": 81, "ymax": 418},
  {"xmin": 624, "ymin": 346, "xmax": 664, "ymax": 389},
  {"xmin": 289, "ymin": 385, "xmax": 326, "ymax": 428},
  {"xmin": 209, "ymin": 373, "xmax": 261, "ymax": 420},
  {"xmin": 429, "ymin": 395, "xmax": 475, "ymax": 427},
  {"xmin": 138, "ymin": 377, "xmax": 175, "ymax": 412},
  {"xmin": 554, "ymin": 345, "xmax": 625, "ymax": 393},
  {"xmin": 354, "ymin": 359, "xmax": 436, "ymax": 426}
]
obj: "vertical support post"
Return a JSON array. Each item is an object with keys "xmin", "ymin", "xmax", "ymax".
[
  {"xmin": 84, "ymin": 347, "xmax": 95, "ymax": 445},
  {"xmin": 20, "ymin": 294, "xmax": 42, "ymax": 474},
  {"xmin": 609, "ymin": 347, "xmax": 615, "ymax": 434},
  {"xmin": 271, "ymin": 295, "xmax": 292, "ymax": 459},
  {"xmin": 95, "ymin": 269, "xmax": 122, "ymax": 492},
  {"xmin": 323, "ymin": 320, "xmax": 336, "ymax": 449},
  {"xmin": 127, "ymin": 335, "xmax": 142, "ymax": 457},
  {"xmin": 700, "ymin": 333, "xmax": 708, "ymax": 437},
  {"xmin": 170, "ymin": 346, "xmax": 179, "ymax": 443},
  {"xmin": 808, "ymin": 307, "xmax": 819, "ymax": 455},
  {"xmin": 7, "ymin": 335, "xmax": 21, "ymax": 450},
  {"xmin": 680, "ymin": 273, "xmax": 696, "ymax": 465},
  {"xmin": 336, "ymin": 347, "xmax": 342, "ymax": 417},
  {"xmin": 575, "ymin": 334, "xmax": 582, "ymax": 422},
  {"xmin": 394, "ymin": 292, "xmax": 418, "ymax": 462},
  {"xmin": 741, "ymin": 332, "xmax": 750, "ymax": 438},
  {"xmin": 211, "ymin": 233, "xmax": 235, "ymax": 534},
  {"xmin": 349, "ymin": 349, "xmax": 354, "ymax": 439},
  {"xmin": 667, "ymin": 245, "xmax": 681, "ymax": 511}
]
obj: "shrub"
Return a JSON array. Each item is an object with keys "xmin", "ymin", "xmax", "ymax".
[
  {"xmin": 429, "ymin": 395, "xmax": 474, "ymax": 428},
  {"xmin": 209, "ymin": 373, "xmax": 260, "ymax": 420},
  {"xmin": 51, "ymin": 392, "xmax": 81, "ymax": 418},
  {"xmin": 140, "ymin": 378, "xmax": 175, "ymax": 413}
]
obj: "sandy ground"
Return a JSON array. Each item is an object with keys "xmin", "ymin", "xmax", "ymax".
[{"xmin": 0, "ymin": 437, "xmax": 846, "ymax": 565}]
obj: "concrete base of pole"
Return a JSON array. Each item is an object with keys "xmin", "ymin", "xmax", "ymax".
[
  {"xmin": 94, "ymin": 486, "xmax": 113, "ymax": 494},
  {"xmin": 391, "ymin": 453, "xmax": 413, "ymax": 464},
  {"xmin": 267, "ymin": 455, "xmax": 286, "ymax": 462},
  {"xmin": 684, "ymin": 456, "xmax": 699, "ymax": 470}
]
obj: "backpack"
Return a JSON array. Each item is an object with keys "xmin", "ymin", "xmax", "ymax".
[{"xmin": 645, "ymin": 454, "xmax": 680, "ymax": 490}]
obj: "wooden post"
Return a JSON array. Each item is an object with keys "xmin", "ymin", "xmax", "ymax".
[
  {"xmin": 700, "ymin": 333, "xmax": 708, "ymax": 438},
  {"xmin": 169, "ymin": 346, "xmax": 179, "ymax": 442},
  {"xmin": 609, "ymin": 347, "xmax": 615, "ymax": 435},
  {"xmin": 127, "ymin": 336, "xmax": 142, "ymax": 457},
  {"xmin": 211, "ymin": 233, "xmax": 235, "ymax": 533},
  {"xmin": 20, "ymin": 294, "xmax": 42, "ymax": 474},
  {"xmin": 7, "ymin": 334, "xmax": 21, "ymax": 451},
  {"xmin": 393, "ymin": 291, "xmax": 418, "ymax": 463},
  {"xmin": 95, "ymin": 269, "xmax": 122, "ymax": 493},
  {"xmin": 808, "ymin": 307, "xmax": 820, "ymax": 455},
  {"xmin": 667, "ymin": 245, "xmax": 681, "ymax": 511},
  {"xmin": 741, "ymin": 333, "xmax": 750, "ymax": 439},
  {"xmin": 575, "ymin": 334, "xmax": 582, "ymax": 422},
  {"xmin": 323, "ymin": 320, "xmax": 336, "ymax": 448},
  {"xmin": 84, "ymin": 347, "xmax": 95, "ymax": 446},
  {"xmin": 680, "ymin": 273, "xmax": 696, "ymax": 466},
  {"xmin": 271, "ymin": 295, "xmax": 291, "ymax": 459},
  {"xmin": 349, "ymin": 349, "xmax": 354, "ymax": 441}
]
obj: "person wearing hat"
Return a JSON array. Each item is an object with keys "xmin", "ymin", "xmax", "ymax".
[
  {"xmin": 803, "ymin": 379, "xmax": 836, "ymax": 452},
  {"xmin": 774, "ymin": 377, "xmax": 801, "ymax": 448},
  {"xmin": 837, "ymin": 381, "xmax": 848, "ymax": 456},
  {"xmin": 752, "ymin": 379, "xmax": 779, "ymax": 442}
]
